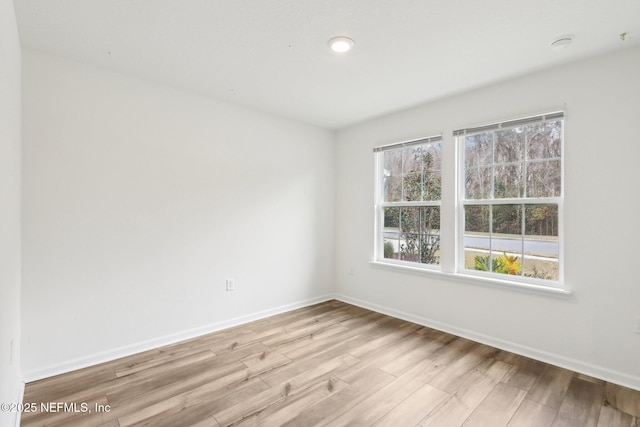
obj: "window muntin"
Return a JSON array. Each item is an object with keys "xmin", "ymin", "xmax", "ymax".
[
  {"xmin": 459, "ymin": 116, "xmax": 563, "ymax": 284},
  {"xmin": 375, "ymin": 138, "xmax": 442, "ymax": 267}
]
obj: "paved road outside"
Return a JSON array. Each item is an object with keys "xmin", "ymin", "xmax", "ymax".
[{"xmin": 464, "ymin": 235, "xmax": 558, "ymax": 256}]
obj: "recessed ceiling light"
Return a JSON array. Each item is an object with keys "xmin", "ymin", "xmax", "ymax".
[
  {"xmin": 328, "ymin": 36, "xmax": 354, "ymax": 53},
  {"xmin": 550, "ymin": 36, "xmax": 573, "ymax": 50}
]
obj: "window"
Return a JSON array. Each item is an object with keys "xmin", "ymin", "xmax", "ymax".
[
  {"xmin": 374, "ymin": 136, "xmax": 442, "ymax": 268},
  {"xmin": 455, "ymin": 112, "xmax": 563, "ymax": 284}
]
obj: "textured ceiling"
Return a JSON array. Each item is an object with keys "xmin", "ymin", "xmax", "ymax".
[{"xmin": 15, "ymin": 0, "xmax": 640, "ymax": 129}]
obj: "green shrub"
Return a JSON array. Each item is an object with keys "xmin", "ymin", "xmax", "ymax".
[
  {"xmin": 383, "ymin": 241, "xmax": 394, "ymax": 258},
  {"xmin": 473, "ymin": 253, "xmax": 521, "ymax": 275}
]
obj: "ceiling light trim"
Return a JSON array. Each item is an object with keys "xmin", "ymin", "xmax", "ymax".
[
  {"xmin": 550, "ymin": 35, "xmax": 574, "ymax": 50},
  {"xmin": 328, "ymin": 36, "xmax": 354, "ymax": 53}
]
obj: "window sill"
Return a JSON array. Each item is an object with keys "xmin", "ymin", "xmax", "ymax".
[{"xmin": 369, "ymin": 260, "xmax": 572, "ymax": 298}]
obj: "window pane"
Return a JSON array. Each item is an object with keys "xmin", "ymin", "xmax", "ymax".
[
  {"xmin": 399, "ymin": 207, "xmax": 419, "ymax": 262},
  {"xmin": 466, "ymin": 166, "xmax": 492, "ymax": 199},
  {"xmin": 526, "ymin": 121, "xmax": 562, "ymax": 161},
  {"xmin": 384, "ymin": 207, "xmax": 400, "ymax": 229},
  {"xmin": 492, "ymin": 204, "xmax": 522, "ymax": 236},
  {"xmin": 464, "ymin": 205, "xmax": 490, "ymax": 271},
  {"xmin": 385, "ymin": 207, "xmax": 443, "ymax": 265},
  {"xmin": 526, "ymin": 160, "xmax": 561, "ymax": 197},
  {"xmin": 465, "ymin": 134, "xmax": 492, "ymax": 200},
  {"xmin": 495, "ymin": 128, "xmax": 524, "ymax": 164},
  {"xmin": 465, "ymin": 205, "xmax": 490, "ymax": 233},
  {"xmin": 383, "ymin": 236, "xmax": 400, "ymax": 260},
  {"xmin": 402, "ymin": 146, "xmax": 422, "ymax": 174},
  {"xmin": 524, "ymin": 205, "xmax": 559, "ymax": 281},
  {"xmin": 494, "ymin": 164, "xmax": 523, "ymax": 198},
  {"xmin": 384, "ymin": 149, "xmax": 402, "ymax": 175},
  {"xmin": 383, "ymin": 150, "xmax": 402, "ymax": 202},
  {"xmin": 422, "ymin": 170, "xmax": 441, "ymax": 201},
  {"xmin": 465, "ymin": 133, "xmax": 492, "ymax": 168},
  {"xmin": 403, "ymin": 172, "xmax": 422, "ymax": 201},
  {"xmin": 402, "ymin": 146, "xmax": 422, "ymax": 202},
  {"xmin": 384, "ymin": 176, "xmax": 402, "ymax": 202},
  {"xmin": 418, "ymin": 206, "xmax": 440, "ymax": 265},
  {"xmin": 423, "ymin": 143, "xmax": 442, "ymax": 170},
  {"xmin": 422, "ymin": 143, "xmax": 441, "ymax": 201},
  {"xmin": 383, "ymin": 207, "xmax": 400, "ymax": 260},
  {"xmin": 491, "ymin": 204, "xmax": 523, "ymax": 276}
]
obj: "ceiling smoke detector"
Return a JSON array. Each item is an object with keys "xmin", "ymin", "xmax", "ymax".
[
  {"xmin": 550, "ymin": 36, "xmax": 573, "ymax": 50},
  {"xmin": 328, "ymin": 36, "xmax": 354, "ymax": 53}
]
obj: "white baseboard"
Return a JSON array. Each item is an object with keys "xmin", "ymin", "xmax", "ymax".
[
  {"xmin": 334, "ymin": 293, "xmax": 640, "ymax": 391},
  {"xmin": 22, "ymin": 294, "xmax": 335, "ymax": 383}
]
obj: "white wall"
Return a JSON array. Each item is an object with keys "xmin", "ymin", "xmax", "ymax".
[
  {"xmin": 335, "ymin": 46, "xmax": 640, "ymax": 389},
  {"xmin": 0, "ymin": 0, "xmax": 22, "ymax": 426},
  {"xmin": 21, "ymin": 51, "xmax": 335, "ymax": 379}
]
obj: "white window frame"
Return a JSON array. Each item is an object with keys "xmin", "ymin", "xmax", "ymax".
[
  {"xmin": 373, "ymin": 135, "xmax": 442, "ymax": 270},
  {"xmin": 455, "ymin": 112, "xmax": 565, "ymax": 288}
]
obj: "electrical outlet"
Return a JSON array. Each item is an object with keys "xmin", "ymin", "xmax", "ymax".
[
  {"xmin": 635, "ymin": 317, "xmax": 640, "ymax": 335},
  {"xmin": 226, "ymin": 278, "xmax": 235, "ymax": 291}
]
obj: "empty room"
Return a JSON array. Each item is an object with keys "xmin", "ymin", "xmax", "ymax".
[{"xmin": 2, "ymin": 0, "xmax": 640, "ymax": 426}]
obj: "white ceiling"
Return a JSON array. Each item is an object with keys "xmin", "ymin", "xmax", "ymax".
[{"xmin": 15, "ymin": 0, "xmax": 640, "ymax": 130}]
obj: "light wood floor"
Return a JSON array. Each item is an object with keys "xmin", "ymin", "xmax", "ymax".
[{"xmin": 22, "ymin": 300, "xmax": 640, "ymax": 427}]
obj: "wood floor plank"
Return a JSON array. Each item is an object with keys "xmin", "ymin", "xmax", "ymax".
[
  {"xmin": 379, "ymin": 332, "xmax": 448, "ymax": 377},
  {"xmin": 109, "ymin": 346, "xmax": 292, "ymax": 422},
  {"xmin": 332, "ymin": 309, "xmax": 386, "ymax": 331},
  {"xmin": 428, "ymin": 343, "xmax": 499, "ymax": 393},
  {"xmin": 596, "ymin": 404, "xmax": 638, "ymax": 427},
  {"xmin": 24, "ymin": 365, "xmax": 117, "ymax": 404},
  {"xmin": 346, "ymin": 321, "xmax": 423, "ymax": 359},
  {"xmin": 338, "ymin": 327, "xmax": 433, "ymax": 384},
  {"xmin": 21, "ymin": 300, "xmax": 640, "ymax": 427},
  {"xmin": 106, "ymin": 351, "xmax": 239, "ymax": 404},
  {"xmin": 281, "ymin": 367, "xmax": 396, "ymax": 427},
  {"xmin": 101, "ymin": 361, "xmax": 252, "ymax": 422},
  {"xmin": 327, "ymin": 358, "xmax": 445, "ymax": 427},
  {"xmin": 461, "ymin": 382, "xmax": 527, "ymax": 427},
  {"xmin": 46, "ymin": 351, "xmax": 228, "ymax": 412},
  {"xmin": 204, "ymin": 303, "xmax": 348, "ymax": 357},
  {"xmin": 282, "ymin": 312, "xmax": 386, "ymax": 361},
  {"xmin": 259, "ymin": 335, "xmax": 367, "ymax": 387},
  {"xmin": 527, "ymin": 364, "xmax": 574, "ymax": 409},
  {"xmin": 117, "ymin": 377, "xmax": 270, "ymax": 427},
  {"xmin": 427, "ymin": 336, "xmax": 477, "ymax": 365},
  {"xmin": 233, "ymin": 378, "xmax": 348, "ymax": 427},
  {"xmin": 419, "ymin": 369, "xmax": 501, "ymax": 426},
  {"xmin": 506, "ymin": 398, "xmax": 558, "ymax": 427},
  {"xmin": 371, "ymin": 383, "xmax": 449, "ymax": 427},
  {"xmin": 477, "ymin": 358, "xmax": 517, "ymax": 383},
  {"xmin": 214, "ymin": 353, "xmax": 358, "ymax": 426},
  {"xmin": 280, "ymin": 353, "xmax": 360, "ymax": 395},
  {"xmin": 503, "ymin": 357, "xmax": 547, "ymax": 392},
  {"xmin": 209, "ymin": 380, "xmax": 287, "ymax": 426},
  {"xmin": 606, "ymin": 383, "xmax": 640, "ymax": 417},
  {"xmin": 260, "ymin": 308, "xmax": 360, "ymax": 348},
  {"xmin": 259, "ymin": 323, "xmax": 349, "ymax": 362},
  {"xmin": 552, "ymin": 376, "xmax": 605, "ymax": 427}
]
